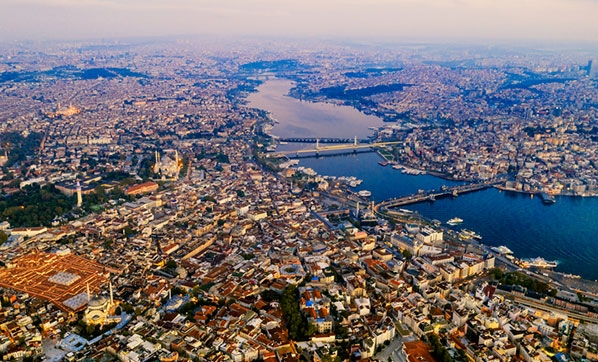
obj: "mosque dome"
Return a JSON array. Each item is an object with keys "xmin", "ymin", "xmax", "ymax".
[{"xmin": 88, "ymin": 295, "xmax": 108, "ymax": 309}]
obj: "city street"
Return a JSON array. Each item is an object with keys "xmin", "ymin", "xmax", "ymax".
[{"xmin": 375, "ymin": 335, "xmax": 418, "ymax": 362}]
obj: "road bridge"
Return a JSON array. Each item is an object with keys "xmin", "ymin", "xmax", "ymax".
[
  {"xmin": 270, "ymin": 140, "xmax": 402, "ymax": 157},
  {"xmin": 375, "ymin": 179, "xmax": 505, "ymax": 212},
  {"xmin": 279, "ymin": 137, "xmax": 371, "ymax": 144}
]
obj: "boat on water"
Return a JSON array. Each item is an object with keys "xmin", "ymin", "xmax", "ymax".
[
  {"xmin": 563, "ymin": 273, "xmax": 581, "ymax": 279},
  {"xmin": 447, "ymin": 217, "xmax": 463, "ymax": 226},
  {"xmin": 458, "ymin": 231, "xmax": 472, "ymax": 240},
  {"xmin": 461, "ymin": 229, "xmax": 482, "ymax": 240},
  {"xmin": 358, "ymin": 190, "xmax": 372, "ymax": 197},
  {"xmin": 491, "ymin": 245, "xmax": 513, "ymax": 255},
  {"xmin": 539, "ymin": 192, "xmax": 556, "ymax": 204},
  {"xmin": 521, "ymin": 257, "xmax": 558, "ymax": 268},
  {"xmin": 347, "ymin": 178, "xmax": 363, "ymax": 187}
]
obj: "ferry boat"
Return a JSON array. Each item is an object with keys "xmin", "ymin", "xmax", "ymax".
[
  {"xmin": 447, "ymin": 217, "xmax": 463, "ymax": 226},
  {"xmin": 458, "ymin": 231, "xmax": 472, "ymax": 240},
  {"xmin": 461, "ymin": 229, "xmax": 482, "ymax": 240},
  {"xmin": 349, "ymin": 180, "xmax": 360, "ymax": 187},
  {"xmin": 539, "ymin": 192, "xmax": 556, "ymax": 204},
  {"xmin": 563, "ymin": 273, "xmax": 581, "ymax": 279},
  {"xmin": 491, "ymin": 245, "xmax": 514, "ymax": 255},
  {"xmin": 358, "ymin": 190, "xmax": 372, "ymax": 197},
  {"xmin": 521, "ymin": 257, "xmax": 558, "ymax": 268}
]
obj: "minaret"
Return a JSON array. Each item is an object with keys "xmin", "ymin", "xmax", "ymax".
[
  {"xmin": 154, "ymin": 151, "xmax": 160, "ymax": 174},
  {"xmin": 175, "ymin": 150, "xmax": 180, "ymax": 179},
  {"xmin": 76, "ymin": 181, "xmax": 83, "ymax": 208},
  {"xmin": 356, "ymin": 201, "xmax": 360, "ymax": 217},
  {"xmin": 109, "ymin": 281, "xmax": 114, "ymax": 306},
  {"xmin": 87, "ymin": 282, "xmax": 91, "ymax": 302}
]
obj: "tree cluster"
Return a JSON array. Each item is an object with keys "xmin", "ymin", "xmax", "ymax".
[
  {"xmin": 428, "ymin": 334, "xmax": 455, "ymax": 362},
  {"xmin": 0, "ymin": 184, "xmax": 73, "ymax": 227},
  {"xmin": 281, "ymin": 285, "xmax": 316, "ymax": 340},
  {"xmin": 0, "ymin": 131, "xmax": 43, "ymax": 168},
  {"xmin": 490, "ymin": 269, "xmax": 557, "ymax": 296}
]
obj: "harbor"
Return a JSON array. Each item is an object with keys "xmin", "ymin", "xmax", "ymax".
[{"xmin": 249, "ymin": 78, "xmax": 598, "ymax": 282}]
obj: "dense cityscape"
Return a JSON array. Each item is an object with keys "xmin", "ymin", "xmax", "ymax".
[{"xmin": 0, "ymin": 37, "xmax": 598, "ymax": 362}]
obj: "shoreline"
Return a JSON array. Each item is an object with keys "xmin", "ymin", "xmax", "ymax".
[
  {"xmin": 255, "ymin": 87, "xmax": 598, "ymax": 284},
  {"xmin": 376, "ymin": 149, "xmax": 598, "ymax": 199},
  {"xmin": 315, "ymin": 152, "xmax": 598, "ymax": 284}
]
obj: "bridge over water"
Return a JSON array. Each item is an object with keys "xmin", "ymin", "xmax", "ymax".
[
  {"xmin": 374, "ymin": 179, "xmax": 505, "ymax": 212},
  {"xmin": 279, "ymin": 137, "xmax": 371, "ymax": 144},
  {"xmin": 269, "ymin": 140, "xmax": 402, "ymax": 157}
]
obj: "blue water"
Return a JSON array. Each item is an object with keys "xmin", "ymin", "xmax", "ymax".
[
  {"xmin": 249, "ymin": 79, "xmax": 598, "ymax": 281},
  {"xmin": 301, "ymin": 152, "xmax": 598, "ymax": 281}
]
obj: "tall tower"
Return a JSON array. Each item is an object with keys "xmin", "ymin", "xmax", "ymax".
[
  {"xmin": 76, "ymin": 181, "xmax": 83, "ymax": 208},
  {"xmin": 109, "ymin": 281, "xmax": 114, "ymax": 306},
  {"xmin": 175, "ymin": 150, "xmax": 180, "ymax": 180},
  {"xmin": 154, "ymin": 151, "xmax": 161, "ymax": 174}
]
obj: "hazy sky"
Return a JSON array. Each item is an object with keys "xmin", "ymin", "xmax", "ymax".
[{"xmin": 1, "ymin": 0, "xmax": 597, "ymax": 43}]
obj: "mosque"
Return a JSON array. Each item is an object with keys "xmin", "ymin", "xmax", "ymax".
[
  {"xmin": 153, "ymin": 150, "xmax": 182, "ymax": 179},
  {"xmin": 84, "ymin": 283, "xmax": 115, "ymax": 326}
]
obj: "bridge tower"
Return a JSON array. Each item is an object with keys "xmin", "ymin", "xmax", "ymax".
[{"xmin": 354, "ymin": 136, "xmax": 357, "ymax": 147}]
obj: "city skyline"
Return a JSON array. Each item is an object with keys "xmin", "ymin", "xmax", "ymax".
[{"xmin": 1, "ymin": 0, "xmax": 598, "ymax": 44}]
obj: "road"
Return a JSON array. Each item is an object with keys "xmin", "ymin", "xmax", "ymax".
[{"xmin": 374, "ymin": 334, "xmax": 418, "ymax": 362}]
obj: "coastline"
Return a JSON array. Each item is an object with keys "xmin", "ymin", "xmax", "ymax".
[
  {"xmin": 253, "ymin": 80, "xmax": 598, "ymax": 284},
  {"xmin": 376, "ymin": 149, "xmax": 598, "ymax": 199}
]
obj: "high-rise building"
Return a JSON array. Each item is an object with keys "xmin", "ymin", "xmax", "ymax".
[{"xmin": 590, "ymin": 59, "xmax": 598, "ymax": 77}]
